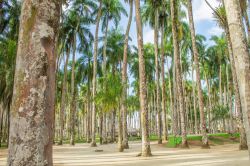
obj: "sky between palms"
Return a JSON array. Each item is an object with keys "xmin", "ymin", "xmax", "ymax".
[{"xmin": 88, "ymin": 0, "xmax": 221, "ymax": 47}]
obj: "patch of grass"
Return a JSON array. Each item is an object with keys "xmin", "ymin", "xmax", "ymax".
[
  {"xmin": 166, "ymin": 133, "xmax": 240, "ymax": 147},
  {"xmin": 0, "ymin": 143, "xmax": 7, "ymax": 149}
]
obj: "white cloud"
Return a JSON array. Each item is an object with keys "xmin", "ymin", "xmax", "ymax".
[
  {"xmin": 193, "ymin": 0, "xmax": 220, "ymax": 23},
  {"xmin": 143, "ymin": 29, "xmax": 154, "ymax": 44},
  {"xmin": 208, "ymin": 26, "xmax": 224, "ymax": 36}
]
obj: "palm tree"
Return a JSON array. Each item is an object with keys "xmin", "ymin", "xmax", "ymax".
[
  {"xmin": 210, "ymin": 3, "xmax": 248, "ymax": 149},
  {"xmin": 224, "ymin": 0, "xmax": 250, "ymax": 157},
  {"xmin": 91, "ymin": 0, "xmax": 103, "ymax": 147},
  {"xmin": 170, "ymin": 0, "xmax": 188, "ymax": 148},
  {"xmin": 186, "ymin": 0, "xmax": 209, "ymax": 148},
  {"xmin": 159, "ymin": 0, "xmax": 169, "ymax": 142},
  {"xmin": 7, "ymin": 1, "xmax": 61, "ymax": 165},
  {"xmin": 121, "ymin": 0, "xmax": 133, "ymax": 150},
  {"xmin": 142, "ymin": 0, "xmax": 163, "ymax": 144},
  {"xmin": 58, "ymin": 41, "xmax": 70, "ymax": 145},
  {"xmin": 134, "ymin": 0, "xmax": 152, "ymax": 157}
]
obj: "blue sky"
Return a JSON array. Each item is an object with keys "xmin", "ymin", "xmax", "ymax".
[{"xmin": 96, "ymin": 0, "xmax": 223, "ymax": 47}]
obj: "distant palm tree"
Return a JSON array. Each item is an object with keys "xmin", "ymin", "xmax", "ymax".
[
  {"xmin": 121, "ymin": 0, "xmax": 133, "ymax": 150},
  {"xmin": 186, "ymin": 0, "xmax": 209, "ymax": 149},
  {"xmin": 170, "ymin": 0, "xmax": 188, "ymax": 148},
  {"xmin": 142, "ymin": 0, "xmax": 163, "ymax": 144},
  {"xmin": 91, "ymin": 0, "xmax": 103, "ymax": 147},
  {"xmin": 134, "ymin": 0, "xmax": 152, "ymax": 157}
]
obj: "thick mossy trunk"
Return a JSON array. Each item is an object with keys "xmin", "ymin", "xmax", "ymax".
[{"xmin": 7, "ymin": 1, "xmax": 61, "ymax": 165}]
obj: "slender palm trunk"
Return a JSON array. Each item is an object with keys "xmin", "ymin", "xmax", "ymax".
[
  {"xmin": 171, "ymin": 0, "xmax": 188, "ymax": 148},
  {"xmin": 59, "ymin": 49, "xmax": 70, "ymax": 145},
  {"xmin": 187, "ymin": 0, "xmax": 209, "ymax": 148},
  {"xmin": 154, "ymin": 8, "xmax": 162, "ymax": 144},
  {"xmin": 118, "ymin": 105, "xmax": 124, "ymax": 152},
  {"xmin": 219, "ymin": 65, "xmax": 223, "ymax": 105},
  {"xmin": 224, "ymin": 0, "xmax": 250, "ymax": 157},
  {"xmin": 70, "ymin": 33, "xmax": 77, "ymax": 146},
  {"xmin": 192, "ymin": 63, "xmax": 198, "ymax": 134},
  {"xmin": 122, "ymin": 0, "xmax": 133, "ymax": 150},
  {"xmin": 135, "ymin": 0, "xmax": 152, "ymax": 157},
  {"xmin": 7, "ymin": 1, "xmax": 60, "ymax": 165},
  {"xmin": 205, "ymin": 75, "xmax": 212, "ymax": 133},
  {"xmin": 161, "ymin": 23, "xmax": 167, "ymax": 141},
  {"xmin": 91, "ymin": 0, "xmax": 102, "ymax": 147}
]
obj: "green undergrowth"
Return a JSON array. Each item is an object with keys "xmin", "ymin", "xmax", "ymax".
[
  {"xmin": 166, "ymin": 133, "xmax": 240, "ymax": 148},
  {"xmin": 53, "ymin": 133, "xmax": 240, "ymax": 147},
  {"xmin": 0, "ymin": 143, "xmax": 8, "ymax": 149}
]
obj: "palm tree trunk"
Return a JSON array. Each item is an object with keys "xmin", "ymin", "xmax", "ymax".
[
  {"xmin": 192, "ymin": 63, "xmax": 198, "ymax": 134},
  {"xmin": 121, "ymin": 0, "xmax": 133, "ymax": 149},
  {"xmin": 161, "ymin": 23, "xmax": 167, "ymax": 141},
  {"xmin": 102, "ymin": 113, "xmax": 107, "ymax": 144},
  {"xmin": 118, "ymin": 105, "xmax": 124, "ymax": 152},
  {"xmin": 7, "ymin": 1, "xmax": 60, "ymax": 165},
  {"xmin": 59, "ymin": 48, "xmax": 70, "ymax": 145},
  {"xmin": 154, "ymin": 7, "xmax": 162, "ymax": 145},
  {"xmin": 219, "ymin": 65, "xmax": 223, "ymax": 105},
  {"xmin": 70, "ymin": 33, "xmax": 77, "ymax": 146},
  {"xmin": 225, "ymin": 26, "xmax": 248, "ymax": 149},
  {"xmin": 170, "ymin": 0, "xmax": 189, "ymax": 148},
  {"xmin": 187, "ymin": 0, "xmax": 209, "ymax": 148},
  {"xmin": 91, "ymin": 0, "xmax": 103, "ymax": 147},
  {"xmin": 0, "ymin": 103, "xmax": 3, "ymax": 147},
  {"xmin": 166, "ymin": 58, "xmax": 175, "ymax": 137},
  {"xmin": 135, "ymin": 0, "xmax": 152, "ymax": 157},
  {"xmin": 224, "ymin": 0, "xmax": 250, "ymax": 158},
  {"xmin": 205, "ymin": 74, "xmax": 212, "ymax": 133}
]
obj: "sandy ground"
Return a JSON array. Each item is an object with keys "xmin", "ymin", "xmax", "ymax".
[{"xmin": 0, "ymin": 142, "xmax": 249, "ymax": 166}]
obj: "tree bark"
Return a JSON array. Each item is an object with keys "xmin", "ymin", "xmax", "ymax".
[
  {"xmin": 225, "ymin": 26, "xmax": 248, "ymax": 150},
  {"xmin": 7, "ymin": 1, "xmax": 60, "ymax": 165},
  {"xmin": 224, "ymin": 0, "xmax": 250, "ymax": 157},
  {"xmin": 121, "ymin": 0, "xmax": 133, "ymax": 150},
  {"xmin": 170, "ymin": 0, "xmax": 189, "ymax": 148},
  {"xmin": 70, "ymin": 32, "xmax": 77, "ymax": 146},
  {"xmin": 192, "ymin": 63, "xmax": 198, "ymax": 134},
  {"xmin": 187, "ymin": 0, "xmax": 209, "ymax": 148},
  {"xmin": 161, "ymin": 23, "xmax": 168, "ymax": 141},
  {"xmin": 154, "ymin": 7, "xmax": 162, "ymax": 145},
  {"xmin": 91, "ymin": 0, "xmax": 103, "ymax": 147},
  {"xmin": 135, "ymin": 0, "xmax": 152, "ymax": 157},
  {"xmin": 59, "ymin": 49, "xmax": 70, "ymax": 145}
]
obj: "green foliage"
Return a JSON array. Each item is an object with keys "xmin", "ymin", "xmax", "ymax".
[
  {"xmin": 95, "ymin": 73, "xmax": 122, "ymax": 113},
  {"xmin": 211, "ymin": 105, "xmax": 230, "ymax": 121}
]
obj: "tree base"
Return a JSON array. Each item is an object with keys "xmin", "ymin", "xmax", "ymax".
[
  {"xmin": 239, "ymin": 144, "xmax": 248, "ymax": 150},
  {"xmin": 180, "ymin": 141, "xmax": 189, "ymax": 149},
  {"xmin": 90, "ymin": 142, "xmax": 97, "ymax": 147},
  {"xmin": 70, "ymin": 140, "xmax": 75, "ymax": 146},
  {"xmin": 118, "ymin": 146, "xmax": 124, "ymax": 152},
  {"xmin": 163, "ymin": 136, "xmax": 168, "ymax": 142},
  {"xmin": 58, "ymin": 140, "xmax": 63, "ymax": 145},
  {"xmin": 123, "ymin": 142, "xmax": 129, "ymax": 149},
  {"xmin": 201, "ymin": 143, "xmax": 210, "ymax": 149},
  {"xmin": 158, "ymin": 139, "xmax": 163, "ymax": 144}
]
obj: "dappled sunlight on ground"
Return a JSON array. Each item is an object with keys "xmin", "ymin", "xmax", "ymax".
[{"xmin": 0, "ymin": 142, "xmax": 249, "ymax": 166}]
